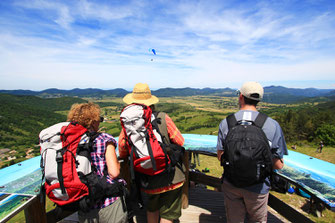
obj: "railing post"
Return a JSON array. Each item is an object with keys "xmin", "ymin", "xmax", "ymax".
[
  {"xmin": 119, "ymin": 158, "xmax": 131, "ymax": 191},
  {"xmin": 24, "ymin": 195, "xmax": 47, "ymax": 223},
  {"xmin": 182, "ymin": 151, "xmax": 189, "ymax": 209}
]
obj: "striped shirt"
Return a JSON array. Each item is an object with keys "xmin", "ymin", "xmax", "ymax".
[{"xmin": 91, "ymin": 133, "xmax": 123, "ymax": 209}]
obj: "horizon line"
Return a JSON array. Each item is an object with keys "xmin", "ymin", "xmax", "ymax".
[{"xmin": 1, "ymin": 85, "xmax": 334, "ymax": 92}]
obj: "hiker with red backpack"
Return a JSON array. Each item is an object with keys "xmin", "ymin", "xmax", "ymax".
[
  {"xmin": 118, "ymin": 83, "xmax": 185, "ymax": 223},
  {"xmin": 40, "ymin": 102, "xmax": 128, "ymax": 223},
  {"xmin": 216, "ymin": 82, "xmax": 288, "ymax": 223}
]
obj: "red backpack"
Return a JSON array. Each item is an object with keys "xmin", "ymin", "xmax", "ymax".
[
  {"xmin": 120, "ymin": 104, "xmax": 171, "ymax": 177},
  {"xmin": 39, "ymin": 122, "xmax": 124, "ymax": 211}
]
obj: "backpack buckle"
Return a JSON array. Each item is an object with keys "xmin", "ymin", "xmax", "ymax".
[{"xmin": 56, "ymin": 150, "xmax": 63, "ymax": 163}]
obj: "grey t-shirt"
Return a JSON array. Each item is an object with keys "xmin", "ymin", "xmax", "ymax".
[{"xmin": 216, "ymin": 110, "xmax": 288, "ymax": 194}]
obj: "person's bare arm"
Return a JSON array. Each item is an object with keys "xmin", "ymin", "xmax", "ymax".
[
  {"xmin": 273, "ymin": 158, "xmax": 284, "ymax": 170},
  {"xmin": 118, "ymin": 129, "xmax": 129, "ymax": 158},
  {"xmin": 217, "ymin": 150, "xmax": 224, "ymax": 161},
  {"xmin": 105, "ymin": 142, "xmax": 120, "ymax": 178}
]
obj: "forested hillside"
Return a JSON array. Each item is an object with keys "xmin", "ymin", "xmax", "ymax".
[
  {"xmin": 1, "ymin": 93, "xmax": 335, "ymax": 169},
  {"xmin": 0, "ymin": 94, "xmax": 86, "ymax": 152},
  {"xmin": 273, "ymin": 100, "xmax": 335, "ymax": 146},
  {"xmin": 1, "ymin": 86, "xmax": 334, "ymax": 104}
]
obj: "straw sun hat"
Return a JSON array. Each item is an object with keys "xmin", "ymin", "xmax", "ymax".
[{"xmin": 123, "ymin": 83, "xmax": 159, "ymax": 106}]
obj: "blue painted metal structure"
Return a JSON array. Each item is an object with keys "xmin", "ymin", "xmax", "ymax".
[{"xmin": 0, "ymin": 134, "xmax": 334, "ymax": 212}]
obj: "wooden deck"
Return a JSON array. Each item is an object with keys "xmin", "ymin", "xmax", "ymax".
[
  {"xmin": 179, "ymin": 187, "xmax": 289, "ymax": 223},
  {"xmin": 60, "ymin": 187, "xmax": 290, "ymax": 223},
  {"xmin": 41, "ymin": 151, "xmax": 307, "ymax": 223}
]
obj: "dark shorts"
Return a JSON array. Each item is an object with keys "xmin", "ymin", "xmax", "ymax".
[
  {"xmin": 146, "ymin": 187, "xmax": 182, "ymax": 220},
  {"xmin": 78, "ymin": 197, "xmax": 127, "ymax": 223}
]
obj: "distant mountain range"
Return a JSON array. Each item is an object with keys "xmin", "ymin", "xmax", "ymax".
[
  {"xmin": 0, "ymin": 88, "xmax": 129, "ymax": 97},
  {"xmin": 1, "ymin": 86, "xmax": 334, "ymax": 104}
]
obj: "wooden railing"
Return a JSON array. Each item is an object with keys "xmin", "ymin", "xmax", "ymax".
[
  {"xmin": 186, "ymin": 150, "xmax": 335, "ymax": 223},
  {"xmin": 272, "ymin": 172, "xmax": 334, "ymax": 216}
]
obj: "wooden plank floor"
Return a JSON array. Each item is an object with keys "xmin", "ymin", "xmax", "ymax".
[
  {"xmin": 179, "ymin": 186, "xmax": 227, "ymax": 223},
  {"xmin": 60, "ymin": 187, "xmax": 290, "ymax": 223},
  {"xmin": 179, "ymin": 187, "xmax": 289, "ymax": 223}
]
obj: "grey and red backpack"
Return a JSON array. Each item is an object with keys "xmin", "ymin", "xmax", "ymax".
[
  {"xmin": 120, "ymin": 103, "xmax": 185, "ymax": 189},
  {"xmin": 39, "ymin": 122, "xmax": 124, "ymax": 212}
]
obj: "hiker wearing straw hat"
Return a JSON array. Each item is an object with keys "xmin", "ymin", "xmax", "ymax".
[
  {"xmin": 119, "ymin": 83, "xmax": 185, "ymax": 223},
  {"xmin": 122, "ymin": 83, "xmax": 159, "ymax": 106}
]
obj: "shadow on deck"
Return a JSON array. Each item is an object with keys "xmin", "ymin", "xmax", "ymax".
[
  {"xmin": 179, "ymin": 187, "xmax": 286, "ymax": 223},
  {"xmin": 52, "ymin": 151, "xmax": 314, "ymax": 223},
  {"xmin": 60, "ymin": 187, "xmax": 288, "ymax": 223}
]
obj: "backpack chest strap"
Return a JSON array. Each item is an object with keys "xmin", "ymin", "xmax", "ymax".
[{"xmin": 226, "ymin": 112, "xmax": 268, "ymax": 129}]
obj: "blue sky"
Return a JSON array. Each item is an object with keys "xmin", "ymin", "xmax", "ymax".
[{"xmin": 0, "ymin": 0, "xmax": 335, "ymax": 90}]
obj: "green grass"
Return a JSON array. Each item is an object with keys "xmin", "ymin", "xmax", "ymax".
[
  {"xmin": 7, "ymin": 198, "xmax": 55, "ymax": 223},
  {"xmin": 272, "ymin": 191, "xmax": 335, "ymax": 223},
  {"xmin": 191, "ymin": 154, "xmax": 222, "ymax": 178},
  {"xmin": 287, "ymin": 144, "xmax": 335, "ymax": 164}
]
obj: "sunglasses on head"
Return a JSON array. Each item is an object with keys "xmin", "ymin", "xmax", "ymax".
[{"xmin": 236, "ymin": 90, "xmax": 241, "ymax": 96}]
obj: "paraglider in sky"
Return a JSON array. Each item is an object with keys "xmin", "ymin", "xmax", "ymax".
[{"xmin": 149, "ymin": 48, "xmax": 156, "ymax": 61}]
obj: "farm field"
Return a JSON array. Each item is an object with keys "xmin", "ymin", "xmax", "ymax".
[{"xmin": 95, "ymin": 95, "xmax": 292, "ymax": 136}]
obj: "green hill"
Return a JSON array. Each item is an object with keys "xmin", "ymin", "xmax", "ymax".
[
  {"xmin": 0, "ymin": 94, "xmax": 86, "ymax": 149},
  {"xmin": 273, "ymin": 100, "xmax": 335, "ymax": 145},
  {"xmin": 1, "ymin": 86, "xmax": 334, "ymax": 104}
]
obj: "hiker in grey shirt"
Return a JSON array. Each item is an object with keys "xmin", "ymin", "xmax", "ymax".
[{"xmin": 217, "ymin": 81, "xmax": 288, "ymax": 223}]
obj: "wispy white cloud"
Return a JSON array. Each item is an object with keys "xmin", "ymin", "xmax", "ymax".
[
  {"xmin": 0, "ymin": 0, "xmax": 335, "ymax": 90},
  {"xmin": 77, "ymin": 0, "xmax": 140, "ymax": 21}
]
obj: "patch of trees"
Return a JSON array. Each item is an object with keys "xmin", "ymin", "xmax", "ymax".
[
  {"xmin": 175, "ymin": 113, "xmax": 222, "ymax": 132},
  {"xmin": 0, "ymin": 94, "xmax": 87, "ymax": 112},
  {"xmin": 180, "ymin": 122, "xmax": 218, "ymax": 132},
  {"xmin": 0, "ymin": 94, "xmax": 74, "ymax": 148},
  {"xmin": 96, "ymin": 101, "xmax": 124, "ymax": 110},
  {"xmin": 156, "ymin": 103, "xmax": 194, "ymax": 116},
  {"xmin": 273, "ymin": 100, "xmax": 335, "ymax": 146}
]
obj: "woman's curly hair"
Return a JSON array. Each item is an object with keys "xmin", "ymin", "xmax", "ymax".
[{"xmin": 67, "ymin": 102, "xmax": 100, "ymax": 129}]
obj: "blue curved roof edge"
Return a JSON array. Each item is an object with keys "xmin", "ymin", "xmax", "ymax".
[
  {"xmin": 0, "ymin": 156, "xmax": 41, "ymax": 186},
  {"xmin": 0, "ymin": 134, "xmax": 334, "ymax": 208}
]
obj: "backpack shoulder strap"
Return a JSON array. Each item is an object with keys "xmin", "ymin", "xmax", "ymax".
[
  {"xmin": 87, "ymin": 131, "xmax": 100, "ymax": 172},
  {"xmin": 87, "ymin": 132, "xmax": 99, "ymax": 149},
  {"xmin": 254, "ymin": 112, "xmax": 268, "ymax": 128},
  {"xmin": 152, "ymin": 111, "xmax": 170, "ymax": 145},
  {"xmin": 152, "ymin": 111, "xmax": 171, "ymax": 171},
  {"xmin": 226, "ymin": 113, "xmax": 237, "ymax": 130}
]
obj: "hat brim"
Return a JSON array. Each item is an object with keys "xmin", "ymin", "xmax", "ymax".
[
  {"xmin": 123, "ymin": 93, "xmax": 159, "ymax": 106},
  {"xmin": 243, "ymin": 95, "xmax": 262, "ymax": 101}
]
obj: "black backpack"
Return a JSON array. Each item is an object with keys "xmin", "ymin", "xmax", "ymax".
[
  {"xmin": 270, "ymin": 173, "xmax": 289, "ymax": 193},
  {"xmin": 222, "ymin": 112, "xmax": 273, "ymax": 188}
]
